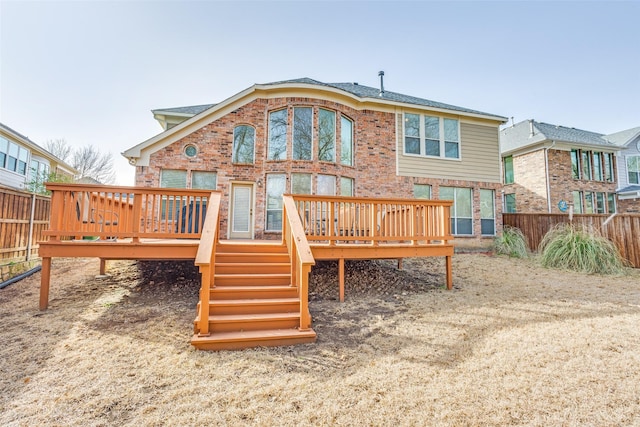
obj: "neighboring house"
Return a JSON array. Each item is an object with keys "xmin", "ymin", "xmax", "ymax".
[
  {"xmin": 0, "ymin": 122, "xmax": 76, "ymax": 193},
  {"xmin": 604, "ymin": 127, "xmax": 640, "ymax": 213},
  {"xmin": 500, "ymin": 119, "xmax": 635, "ymax": 215},
  {"xmin": 123, "ymin": 77, "xmax": 507, "ymax": 242}
]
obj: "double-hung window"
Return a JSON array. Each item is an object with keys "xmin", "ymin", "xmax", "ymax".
[
  {"xmin": 232, "ymin": 125, "xmax": 255, "ymax": 164},
  {"xmin": 479, "ymin": 189, "xmax": 495, "ymax": 235},
  {"xmin": 266, "ymin": 174, "xmax": 286, "ymax": 231},
  {"xmin": 340, "ymin": 116, "xmax": 353, "ymax": 166},
  {"xmin": 503, "ymin": 156, "xmax": 514, "ymax": 184},
  {"xmin": 404, "ymin": 114, "xmax": 460, "ymax": 159},
  {"xmin": 628, "ymin": 156, "xmax": 640, "ymax": 184}
]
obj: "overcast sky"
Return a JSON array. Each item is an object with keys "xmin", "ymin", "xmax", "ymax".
[{"xmin": 1, "ymin": 0, "xmax": 638, "ymax": 185}]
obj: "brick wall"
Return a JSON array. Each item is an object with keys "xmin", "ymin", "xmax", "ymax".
[
  {"xmin": 136, "ymin": 97, "xmax": 501, "ymax": 240},
  {"xmin": 618, "ymin": 198, "xmax": 640, "ymax": 213}
]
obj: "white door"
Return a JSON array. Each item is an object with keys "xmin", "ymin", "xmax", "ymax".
[{"xmin": 229, "ymin": 183, "xmax": 253, "ymax": 239}]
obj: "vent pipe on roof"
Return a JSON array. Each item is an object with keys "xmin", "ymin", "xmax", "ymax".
[
  {"xmin": 529, "ymin": 119, "xmax": 535, "ymax": 138},
  {"xmin": 378, "ymin": 71, "xmax": 385, "ymax": 96}
]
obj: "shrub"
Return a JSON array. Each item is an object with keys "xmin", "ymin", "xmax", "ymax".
[
  {"xmin": 494, "ymin": 226, "xmax": 529, "ymax": 258},
  {"xmin": 538, "ymin": 223, "xmax": 628, "ymax": 275}
]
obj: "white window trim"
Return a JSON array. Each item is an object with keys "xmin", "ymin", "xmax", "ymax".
[{"xmin": 403, "ymin": 113, "xmax": 461, "ymax": 161}]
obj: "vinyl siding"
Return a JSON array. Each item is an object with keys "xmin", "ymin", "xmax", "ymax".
[{"xmin": 397, "ymin": 115, "xmax": 501, "ymax": 183}]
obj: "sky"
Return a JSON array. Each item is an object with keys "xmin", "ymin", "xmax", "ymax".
[{"xmin": 1, "ymin": 0, "xmax": 638, "ymax": 185}]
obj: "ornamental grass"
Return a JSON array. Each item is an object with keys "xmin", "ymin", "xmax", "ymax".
[
  {"xmin": 538, "ymin": 223, "xmax": 628, "ymax": 275},
  {"xmin": 493, "ymin": 226, "xmax": 529, "ymax": 258}
]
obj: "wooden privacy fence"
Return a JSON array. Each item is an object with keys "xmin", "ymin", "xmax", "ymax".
[
  {"xmin": 0, "ymin": 186, "xmax": 50, "ymax": 264},
  {"xmin": 503, "ymin": 213, "xmax": 640, "ymax": 268}
]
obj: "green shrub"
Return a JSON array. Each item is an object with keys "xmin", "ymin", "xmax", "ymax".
[
  {"xmin": 538, "ymin": 223, "xmax": 627, "ymax": 275},
  {"xmin": 494, "ymin": 226, "xmax": 529, "ymax": 258}
]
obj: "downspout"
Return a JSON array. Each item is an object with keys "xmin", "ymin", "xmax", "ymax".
[{"xmin": 544, "ymin": 140, "xmax": 556, "ymax": 213}]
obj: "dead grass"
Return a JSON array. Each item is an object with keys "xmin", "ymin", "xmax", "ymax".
[{"xmin": 1, "ymin": 254, "xmax": 639, "ymax": 426}]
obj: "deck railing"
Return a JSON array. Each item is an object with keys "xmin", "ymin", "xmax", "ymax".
[
  {"xmin": 44, "ymin": 183, "xmax": 215, "ymax": 241},
  {"xmin": 194, "ymin": 192, "xmax": 223, "ymax": 336},
  {"xmin": 282, "ymin": 195, "xmax": 315, "ymax": 331},
  {"xmin": 289, "ymin": 195, "xmax": 453, "ymax": 245}
]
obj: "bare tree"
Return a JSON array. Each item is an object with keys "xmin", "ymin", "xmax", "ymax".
[{"xmin": 45, "ymin": 138, "xmax": 116, "ymax": 184}]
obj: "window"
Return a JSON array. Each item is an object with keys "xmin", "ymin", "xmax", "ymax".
[
  {"xmin": 584, "ymin": 192, "xmax": 594, "ymax": 214},
  {"xmin": 293, "ymin": 107, "xmax": 312, "ymax": 160},
  {"xmin": 504, "ymin": 193, "xmax": 516, "ymax": 213},
  {"xmin": 291, "ymin": 173, "xmax": 312, "ymax": 194},
  {"xmin": 572, "ymin": 191, "xmax": 583, "ymax": 214},
  {"xmin": 404, "ymin": 114, "xmax": 460, "ymax": 159},
  {"xmin": 440, "ymin": 187, "xmax": 472, "ymax": 235},
  {"xmin": 268, "ymin": 109, "xmax": 287, "ymax": 160},
  {"xmin": 191, "ymin": 171, "xmax": 217, "ymax": 189},
  {"xmin": 581, "ymin": 151, "xmax": 592, "ymax": 180},
  {"xmin": 413, "ymin": 184, "xmax": 431, "ymax": 199},
  {"xmin": 503, "ymin": 156, "xmax": 514, "ymax": 184},
  {"xmin": 480, "ymin": 190, "xmax": 495, "ymax": 235},
  {"xmin": 318, "ymin": 109, "xmax": 336, "ymax": 162},
  {"xmin": 607, "ymin": 193, "xmax": 616, "ymax": 213},
  {"xmin": 317, "ymin": 174, "xmax": 336, "ymax": 195},
  {"xmin": 0, "ymin": 137, "xmax": 7, "ymax": 169},
  {"xmin": 604, "ymin": 153, "xmax": 614, "ymax": 182},
  {"xmin": 232, "ymin": 125, "xmax": 255, "ymax": 164},
  {"xmin": 160, "ymin": 169, "xmax": 187, "ymax": 188},
  {"xmin": 266, "ymin": 174, "xmax": 286, "ymax": 231},
  {"xmin": 184, "ymin": 145, "xmax": 197, "ymax": 158},
  {"xmin": 0, "ymin": 138, "xmax": 28, "ymax": 175},
  {"xmin": 340, "ymin": 177, "xmax": 354, "ymax": 196},
  {"xmin": 571, "ymin": 149, "xmax": 581, "ymax": 179},
  {"xmin": 340, "ymin": 116, "xmax": 353, "ymax": 166},
  {"xmin": 628, "ymin": 156, "xmax": 640, "ymax": 184},
  {"xmin": 595, "ymin": 192, "xmax": 606, "ymax": 214},
  {"xmin": 593, "ymin": 152, "xmax": 603, "ymax": 181},
  {"xmin": 28, "ymin": 159, "xmax": 50, "ymax": 193}
]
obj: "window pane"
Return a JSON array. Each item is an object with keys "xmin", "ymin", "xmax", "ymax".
[
  {"xmin": 584, "ymin": 192, "xmax": 594, "ymax": 213},
  {"xmin": 504, "ymin": 193, "xmax": 516, "ymax": 213},
  {"xmin": 504, "ymin": 156, "xmax": 514, "ymax": 184},
  {"xmin": 317, "ymin": 174, "xmax": 336, "ymax": 195},
  {"xmin": 628, "ymin": 156, "xmax": 640, "ymax": 184},
  {"xmin": 0, "ymin": 137, "xmax": 7, "ymax": 154},
  {"xmin": 340, "ymin": 116, "xmax": 353, "ymax": 166},
  {"xmin": 440, "ymin": 186, "xmax": 454, "ymax": 201},
  {"xmin": 481, "ymin": 219, "xmax": 495, "ymax": 236},
  {"xmin": 593, "ymin": 152, "xmax": 603, "ymax": 181},
  {"xmin": 413, "ymin": 184, "xmax": 431, "ymax": 199},
  {"xmin": 480, "ymin": 189, "xmax": 494, "ymax": 219},
  {"xmin": 291, "ymin": 173, "xmax": 311, "ymax": 194},
  {"xmin": 455, "ymin": 188, "xmax": 472, "ymax": 218},
  {"xmin": 604, "ymin": 153, "xmax": 613, "ymax": 182},
  {"xmin": 340, "ymin": 177, "xmax": 354, "ymax": 196},
  {"xmin": 0, "ymin": 152, "xmax": 5, "ymax": 169},
  {"xmin": 595, "ymin": 192, "xmax": 605, "ymax": 214},
  {"xmin": 232, "ymin": 125, "xmax": 255, "ymax": 164},
  {"xmin": 425, "ymin": 140, "xmax": 439, "ymax": 156},
  {"xmin": 581, "ymin": 151, "xmax": 591, "ymax": 180},
  {"xmin": 8, "ymin": 142, "xmax": 18, "ymax": 157},
  {"xmin": 571, "ymin": 149, "xmax": 580, "ymax": 179},
  {"xmin": 160, "ymin": 169, "xmax": 187, "ymax": 188},
  {"xmin": 404, "ymin": 113, "xmax": 420, "ymax": 154},
  {"xmin": 572, "ymin": 191, "xmax": 583, "ymax": 214},
  {"xmin": 457, "ymin": 219, "xmax": 473, "ymax": 235},
  {"xmin": 443, "ymin": 119, "xmax": 459, "ymax": 142},
  {"xmin": 268, "ymin": 109, "xmax": 287, "ymax": 160},
  {"xmin": 424, "ymin": 116, "xmax": 439, "ymax": 139},
  {"xmin": 318, "ymin": 109, "xmax": 336, "ymax": 162},
  {"xmin": 266, "ymin": 174, "xmax": 286, "ymax": 231},
  {"xmin": 191, "ymin": 171, "xmax": 217, "ymax": 189},
  {"xmin": 607, "ymin": 193, "xmax": 616, "ymax": 213},
  {"xmin": 293, "ymin": 107, "xmax": 312, "ymax": 160},
  {"xmin": 445, "ymin": 141, "xmax": 459, "ymax": 159}
]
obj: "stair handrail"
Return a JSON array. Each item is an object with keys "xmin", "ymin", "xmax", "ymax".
[
  {"xmin": 282, "ymin": 195, "xmax": 315, "ymax": 331},
  {"xmin": 194, "ymin": 191, "xmax": 223, "ymax": 336}
]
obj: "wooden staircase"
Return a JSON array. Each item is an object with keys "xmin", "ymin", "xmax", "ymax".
[{"xmin": 191, "ymin": 241, "xmax": 316, "ymax": 351}]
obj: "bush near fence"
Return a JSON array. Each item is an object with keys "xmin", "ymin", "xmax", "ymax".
[
  {"xmin": 503, "ymin": 213, "xmax": 640, "ymax": 268},
  {"xmin": 0, "ymin": 187, "xmax": 51, "ymax": 280}
]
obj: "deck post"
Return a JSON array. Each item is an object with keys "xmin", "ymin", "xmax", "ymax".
[
  {"xmin": 99, "ymin": 258, "xmax": 106, "ymax": 275},
  {"xmin": 39, "ymin": 257, "xmax": 52, "ymax": 310},
  {"xmin": 339, "ymin": 258, "xmax": 345, "ymax": 302},
  {"xmin": 397, "ymin": 258, "xmax": 403, "ymax": 270},
  {"xmin": 445, "ymin": 255, "xmax": 452, "ymax": 290}
]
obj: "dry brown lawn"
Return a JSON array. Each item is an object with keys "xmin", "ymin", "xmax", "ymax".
[{"xmin": 1, "ymin": 254, "xmax": 639, "ymax": 426}]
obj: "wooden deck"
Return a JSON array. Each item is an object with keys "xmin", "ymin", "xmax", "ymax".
[{"xmin": 39, "ymin": 184, "xmax": 454, "ymax": 350}]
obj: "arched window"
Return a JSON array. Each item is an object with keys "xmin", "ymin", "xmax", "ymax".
[{"xmin": 232, "ymin": 125, "xmax": 255, "ymax": 164}]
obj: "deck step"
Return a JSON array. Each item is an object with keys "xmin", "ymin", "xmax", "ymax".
[
  {"xmin": 214, "ymin": 273, "xmax": 291, "ymax": 286},
  {"xmin": 216, "ymin": 242, "xmax": 288, "ymax": 254},
  {"xmin": 210, "ymin": 285, "xmax": 298, "ymax": 300},
  {"xmin": 191, "ymin": 328, "xmax": 316, "ymax": 351},
  {"xmin": 215, "ymin": 262, "xmax": 290, "ymax": 274},
  {"xmin": 205, "ymin": 297, "xmax": 299, "ymax": 315},
  {"xmin": 215, "ymin": 252, "xmax": 290, "ymax": 264},
  {"xmin": 197, "ymin": 312, "xmax": 301, "ymax": 333}
]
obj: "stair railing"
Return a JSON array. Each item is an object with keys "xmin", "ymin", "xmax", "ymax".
[
  {"xmin": 194, "ymin": 191, "xmax": 223, "ymax": 336},
  {"xmin": 282, "ymin": 195, "xmax": 315, "ymax": 331}
]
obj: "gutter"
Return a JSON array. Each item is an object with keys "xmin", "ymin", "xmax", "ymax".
[{"xmin": 0, "ymin": 265, "xmax": 41, "ymax": 290}]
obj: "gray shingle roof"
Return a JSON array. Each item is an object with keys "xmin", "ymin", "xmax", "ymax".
[
  {"xmin": 263, "ymin": 78, "xmax": 505, "ymax": 118},
  {"xmin": 152, "ymin": 104, "xmax": 216, "ymax": 116},
  {"xmin": 618, "ymin": 185, "xmax": 640, "ymax": 194},
  {"xmin": 603, "ymin": 127, "xmax": 640, "ymax": 147},
  {"xmin": 501, "ymin": 119, "xmax": 620, "ymax": 154}
]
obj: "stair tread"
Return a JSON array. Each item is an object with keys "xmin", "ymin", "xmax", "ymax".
[
  {"xmin": 211, "ymin": 285, "xmax": 296, "ymax": 290},
  {"xmin": 210, "ymin": 297, "xmax": 299, "ymax": 305},
  {"xmin": 215, "ymin": 273, "xmax": 290, "ymax": 277},
  {"xmin": 192, "ymin": 328, "xmax": 316, "ymax": 342},
  {"xmin": 209, "ymin": 312, "xmax": 300, "ymax": 321}
]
